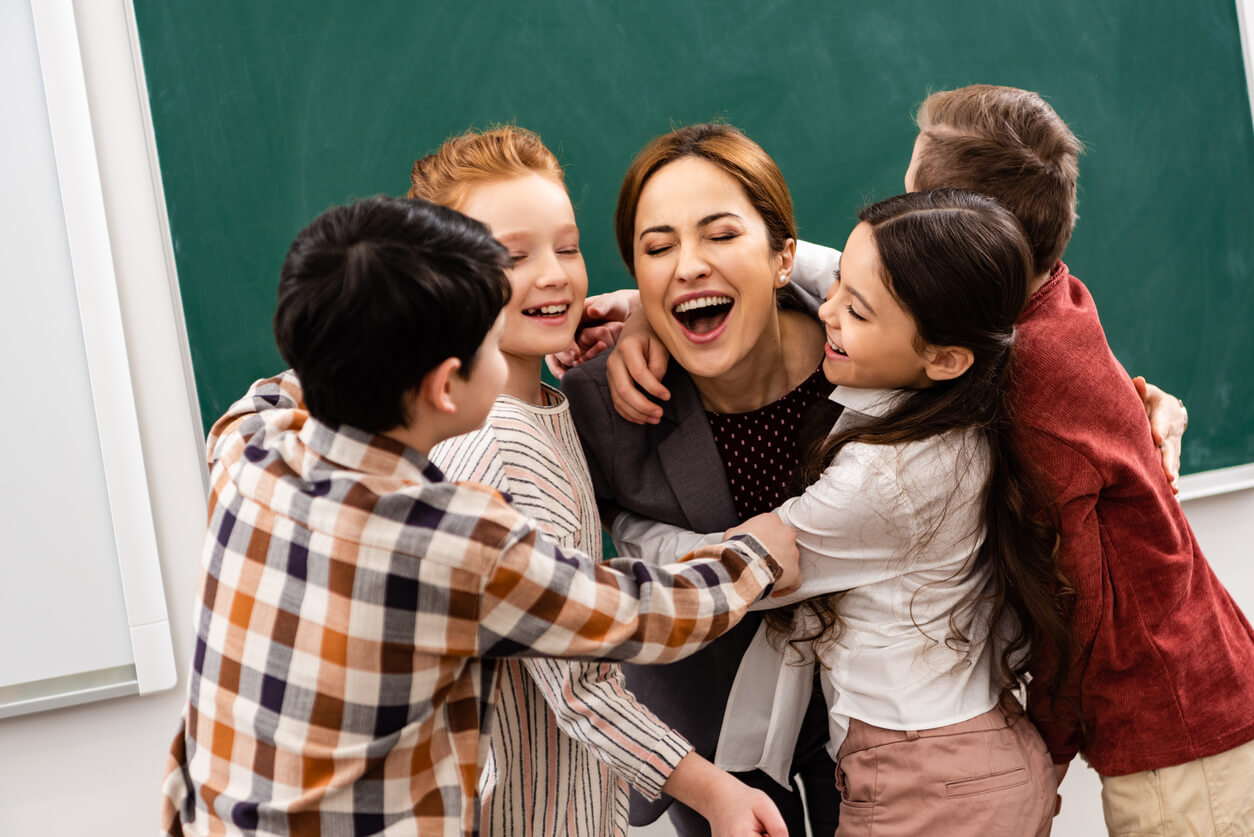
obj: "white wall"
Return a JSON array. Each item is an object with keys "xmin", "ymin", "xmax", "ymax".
[
  {"xmin": 0, "ymin": 3, "xmax": 1250, "ymax": 836},
  {"xmin": 0, "ymin": 1, "xmax": 206, "ymax": 833}
]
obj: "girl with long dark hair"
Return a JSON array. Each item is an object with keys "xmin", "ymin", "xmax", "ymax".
[{"xmin": 617, "ymin": 187, "xmax": 1071, "ymax": 835}]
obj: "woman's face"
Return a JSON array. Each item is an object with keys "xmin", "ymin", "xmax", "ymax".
[
  {"xmin": 458, "ymin": 173, "xmax": 588, "ymax": 364},
  {"xmin": 632, "ymin": 157, "xmax": 791, "ymax": 381}
]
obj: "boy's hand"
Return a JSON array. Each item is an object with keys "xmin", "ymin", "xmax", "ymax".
[
  {"xmin": 545, "ymin": 290, "xmax": 639, "ymax": 378},
  {"xmin": 1132, "ymin": 377, "xmax": 1187, "ymax": 492},
  {"xmin": 606, "ymin": 308, "xmax": 672, "ymax": 424},
  {"xmin": 728, "ymin": 513, "xmax": 799, "ymax": 595}
]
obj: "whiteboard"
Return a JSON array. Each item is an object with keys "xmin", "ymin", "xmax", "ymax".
[{"xmin": 0, "ymin": 0, "xmax": 176, "ymax": 717}]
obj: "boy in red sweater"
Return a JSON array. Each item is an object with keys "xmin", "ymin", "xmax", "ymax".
[{"xmin": 906, "ymin": 85, "xmax": 1254, "ymax": 834}]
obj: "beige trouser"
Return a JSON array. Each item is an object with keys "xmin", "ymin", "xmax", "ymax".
[{"xmin": 1101, "ymin": 737, "xmax": 1254, "ymax": 836}]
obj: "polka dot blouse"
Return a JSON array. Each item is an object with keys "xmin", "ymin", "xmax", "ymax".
[{"xmin": 706, "ymin": 365, "xmax": 834, "ymax": 520}]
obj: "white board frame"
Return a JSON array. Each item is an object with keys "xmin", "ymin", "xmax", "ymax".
[{"xmin": 0, "ymin": 0, "xmax": 177, "ymax": 718}]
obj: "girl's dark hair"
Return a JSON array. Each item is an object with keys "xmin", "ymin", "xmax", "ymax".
[{"xmin": 768, "ymin": 188, "xmax": 1073, "ymax": 705}]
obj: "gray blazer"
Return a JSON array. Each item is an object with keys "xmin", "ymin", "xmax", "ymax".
[
  {"xmin": 560, "ymin": 257, "xmax": 836, "ymax": 824},
  {"xmin": 562, "ymin": 355, "xmax": 759, "ymax": 823}
]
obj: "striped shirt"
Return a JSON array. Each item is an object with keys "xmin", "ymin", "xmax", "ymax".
[
  {"xmin": 159, "ymin": 372, "xmax": 781, "ymax": 837},
  {"xmin": 431, "ymin": 386, "xmax": 691, "ymax": 836}
]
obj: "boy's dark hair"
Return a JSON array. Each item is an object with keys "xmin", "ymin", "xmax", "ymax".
[
  {"xmin": 913, "ymin": 85, "xmax": 1082, "ymax": 277},
  {"xmin": 274, "ymin": 196, "xmax": 511, "ymax": 432}
]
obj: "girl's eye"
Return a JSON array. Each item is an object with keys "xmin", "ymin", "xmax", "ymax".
[
  {"xmin": 846, "ymin": 304, "xmax": 867, "ymax": 322},
  {"xmin": 557, "ymin": 246, "xmax": 580, "ymax": 256},
  {"xmin": 509, "ymin": 253, "xmax": 528, "ymax": 266}
]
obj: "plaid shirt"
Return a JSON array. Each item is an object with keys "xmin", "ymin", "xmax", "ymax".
[{"xmin": 160, "ymin": 372, "xmax": 780, "ymax": 837}]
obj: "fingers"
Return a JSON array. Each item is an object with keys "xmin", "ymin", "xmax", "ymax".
[
  {"xmin": 607, "ymin": 349, "xmax": 666, "ymax": 425},
  {"xmin": 545, "ymin": 346, "xmax": 576, "ymax": 380},
  {"xmin": 752, "ymin": 795, "xmax": 789, "ymax": 837},
  {"xmin": 1132, "ymin": 375, "xmax": 1149, "ymax": 406}
]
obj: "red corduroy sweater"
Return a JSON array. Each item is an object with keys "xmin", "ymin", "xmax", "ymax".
[{"xmin": 1017, "ymin": 263, "xmax": 1254, "ymax": 777}]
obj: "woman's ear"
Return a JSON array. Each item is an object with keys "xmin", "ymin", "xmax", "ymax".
[
  {"xmin": 776, "ymin": 238, "xmax": 797, "ymax": 286},
  {"xmin": 923, "ymin": 345, "xmax": 974, "ymax": 382}
]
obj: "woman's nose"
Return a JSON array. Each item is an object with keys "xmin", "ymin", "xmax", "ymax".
[{"xmin": 674, "ymin": 241, "xmax": 710, "ymax": 282}]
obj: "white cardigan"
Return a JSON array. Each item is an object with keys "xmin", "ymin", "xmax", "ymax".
[{"xmin": 613, "ymin": 386, "xmax": 1005, "ymax": 785}]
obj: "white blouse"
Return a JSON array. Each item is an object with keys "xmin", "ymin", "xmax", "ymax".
[{"xmin": 612, "ymin": 385, "xmax": 1004, "ymax": 785}]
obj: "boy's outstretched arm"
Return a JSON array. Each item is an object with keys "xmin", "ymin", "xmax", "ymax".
[{"xmin": 472, "ymin": 502, "xmax": 800, "ymax": 664}]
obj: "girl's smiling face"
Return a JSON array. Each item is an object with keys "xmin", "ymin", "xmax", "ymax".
[
  {"xmin": 631, "ymin": 156, "xmax": 793, "ymax": 381},
  {"xmin": 458, "ymin": 173, "xmax": 588, "ymax": 365},
  {"xmin": 818, "ymin": 222, "xmax": 934, "ymax": 391}
]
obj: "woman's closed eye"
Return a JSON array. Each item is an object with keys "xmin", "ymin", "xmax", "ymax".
[{"xmin": 846, "ymin": 304, "xmax": 867, "ymax": 322}]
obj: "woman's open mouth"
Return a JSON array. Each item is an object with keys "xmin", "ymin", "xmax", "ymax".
[{"xmin": 672, "ymin": 294, "xmax": 733, "ymax": 338}]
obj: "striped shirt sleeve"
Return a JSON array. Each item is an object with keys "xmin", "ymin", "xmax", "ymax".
[{"xmin": 520, "ymin": 657, "xmax": 690, "ymax": 799}]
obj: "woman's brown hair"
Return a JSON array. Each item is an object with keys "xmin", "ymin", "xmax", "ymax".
[
  {"xmin": 408, "ymin": 125, "xmax": 565, "ymax": 211},
  {"xmin": 613, "ymin": 123, "xmax": 795, "ymax": 275},
  {"xmin": 769, "ymin": 188, "xmax": 1074, "ymax": 707}
]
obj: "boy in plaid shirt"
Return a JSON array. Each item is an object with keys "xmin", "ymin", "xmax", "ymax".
[{"xmin": 160, "ymin": 196, "xmax": 799, "ymax": 837}]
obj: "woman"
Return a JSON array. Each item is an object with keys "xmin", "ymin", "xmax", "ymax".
[
  {"xmin": 561, "ymin": 123, "xmax": 841, "ymax": 837},
  {"xmin": 413, "ymin": 126, "xmax": 789, "ymax": 837}
]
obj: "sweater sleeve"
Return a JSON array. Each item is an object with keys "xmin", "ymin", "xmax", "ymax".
[
  {"xmin": 1018, "ymin": 424, "xmax": 1107, "ymax": 766},
  {"xmin": 519, "ymin": 657, "xmax": 692, "ymax": 799}
]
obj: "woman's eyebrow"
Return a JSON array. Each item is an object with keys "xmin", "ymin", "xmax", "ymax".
[{"xmin": 639, "ymin": 212, "xmax": 741, "ymax": 239}]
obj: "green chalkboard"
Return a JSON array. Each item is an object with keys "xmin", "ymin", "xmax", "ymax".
[{"xmin": 135, "ymin": 0, "xmax": 1254, "ymax": 474}]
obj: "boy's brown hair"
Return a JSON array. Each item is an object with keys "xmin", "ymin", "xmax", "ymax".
[{"xmin": 911, "ymin": 85, "xmax": 1082, "ymax": 277}]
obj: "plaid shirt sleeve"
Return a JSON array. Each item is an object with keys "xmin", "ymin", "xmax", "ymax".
[
  {"xmin": 163, "ymin": 371, "xmax": 782, "ymax": 837},
  {"xmin": 386, "ymin": 476, "xmax": 780, "ymax": 663}
]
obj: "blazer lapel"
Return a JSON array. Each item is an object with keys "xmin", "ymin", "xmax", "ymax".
[{"xmin": 655, "ymin": 371, "xmax": 739, "ymax": 533}]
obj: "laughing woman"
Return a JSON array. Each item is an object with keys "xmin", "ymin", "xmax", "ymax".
[
  {"xmin": 562, "ymin": 123, "xmax": 841, "ymax": 837},
  {"xmin": 413, "ymin": 126, "xmax": 790, "ymax": 837}
]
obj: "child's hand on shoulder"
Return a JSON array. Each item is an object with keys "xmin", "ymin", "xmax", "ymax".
[
  {"xmin": 1133, "ymin": 376, "xmax": 1188, "ymax": 492},
  {"xmin": 545, "ymin": 289, "xmax": 640, "ymax": 378},
  {"xmin": 727, "ymin": 512, "xmax": 799, "ymax": 595},
  {"xmin": 606, "ymin": 307, "xmax": 671, "ymax": 424}
]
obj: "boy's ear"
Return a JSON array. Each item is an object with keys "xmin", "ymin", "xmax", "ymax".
[
  {"xmin": 417, "ymin": 357, "xmax": 464, "ymax": 415},
  {"xmin": 923, "ymin": 345, "xmax": 974, "ymax": 382}
]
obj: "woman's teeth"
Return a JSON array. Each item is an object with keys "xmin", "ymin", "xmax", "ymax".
[
  {"xmin": 828, "ymin": 336, "xmax": 848, "ymax": 356},
  {"xmin": 673, "ymin": 295, "xmax": 733, "ymax": 314},
  {"xmin": 524, "ymin": 304, "xmax": 568, "ymax": 316}
]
